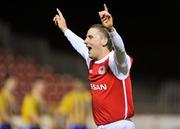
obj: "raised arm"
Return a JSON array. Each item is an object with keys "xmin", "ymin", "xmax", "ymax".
[
  {"xmin": 53, "ymin": 8, "xmax": 89, "ymax": 60},
  {"xmin": 99, "ymin": 4, "xmax": 130, "ymax": 76}
]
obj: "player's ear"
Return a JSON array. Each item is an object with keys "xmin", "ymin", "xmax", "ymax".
[{"xmin": 102, "ymin": 38, "xmax": 108, "ymax": 46}]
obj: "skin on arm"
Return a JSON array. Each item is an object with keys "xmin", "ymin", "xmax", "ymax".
[{"xmin": 99, "ymin": 4, "xmax": 129, "ymax": 75}]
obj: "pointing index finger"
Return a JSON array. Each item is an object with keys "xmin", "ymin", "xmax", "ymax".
[
  {"xmin": 56, "ymin": 8, "xmax": 63, "ymax": 17},
  {"xmin": 104, "ymin": 4, "xmax": 108, "ymax": 12}
]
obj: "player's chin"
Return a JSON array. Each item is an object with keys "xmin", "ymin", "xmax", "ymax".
[
  {"xmin": 88, "ymin": 54, "xmax": 93, "ymax": 59},
  {"xmin": 89, "ymin": 54, "xmax": 96, "ymax": 60},
  {"xmin": 88, "ymin": 53, "xmax": 94, "ymax": 59},
  {"xmin": 88, "ymin": 50, "xmax": 96, "ymax": 59}
]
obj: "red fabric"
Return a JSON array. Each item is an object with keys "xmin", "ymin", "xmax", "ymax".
[{"xmin": 88, "ymin": 57, "xmax": 134, "ymax": 125}]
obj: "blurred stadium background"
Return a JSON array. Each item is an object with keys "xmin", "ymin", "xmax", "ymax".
[{"xmin": 0, "ymin": 0, "xmax": 179, "ymax": 129}]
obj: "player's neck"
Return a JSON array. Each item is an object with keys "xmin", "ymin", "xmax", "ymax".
[{"xmin": 96, "ymin": 49, "xmax": 110, "ymax": 61}]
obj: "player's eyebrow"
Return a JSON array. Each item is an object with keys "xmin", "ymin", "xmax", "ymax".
[{"xmin": 86, "ymin": 34, "xmax": 93, "ymax": 39}]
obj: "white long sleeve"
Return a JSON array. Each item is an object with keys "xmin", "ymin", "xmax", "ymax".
[
  {"xmin": 108, "ymin": 31, "xmax": 131, "ymax": 79},
  {"xmin": 109, "ymin": 31, "xmax": 125, "ymax": 52},
  {"xmin": 64, "ymin": 29, "xmax": 89, "ymax": 63}
]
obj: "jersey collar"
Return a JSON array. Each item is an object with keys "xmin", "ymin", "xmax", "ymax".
[{"xmin": 94, "ymin": 51, "xmax": 113, "ymax": 64}]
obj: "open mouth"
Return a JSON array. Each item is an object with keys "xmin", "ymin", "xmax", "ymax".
[{"xmin": 87, "ymin": 46, "xmax": 92, "ymax": 51}]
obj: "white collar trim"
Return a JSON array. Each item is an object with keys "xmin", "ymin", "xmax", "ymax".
[{"xmin": 94, "ymin": 51, "xmax": 113, "ymax": 64}]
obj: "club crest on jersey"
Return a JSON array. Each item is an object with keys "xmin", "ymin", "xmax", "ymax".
[
  {"xmin": 98, "ymin": 66, "xmax": 106, "ymax": 75},
  {"xmin": 89, "ymin": 69, "xmax": 93, "ymax": 74}
]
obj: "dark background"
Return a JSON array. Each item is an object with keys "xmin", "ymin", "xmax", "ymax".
[{"xmin": 0, "ymin": 0, "xmax": 179, "ymax": 78}]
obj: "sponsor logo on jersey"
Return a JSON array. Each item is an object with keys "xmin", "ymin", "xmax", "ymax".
[
  {"xmin": 90, "ymin": 83, "xmax": 107, "ymax": 90},
  {"xmin": 98, "ymin": 66, "xmax": 106, "ymax": 75}
]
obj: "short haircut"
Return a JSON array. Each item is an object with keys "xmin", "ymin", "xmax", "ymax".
[{"xmin": 90, "ymin": 24, "xmax": 113, "ymax": 51}]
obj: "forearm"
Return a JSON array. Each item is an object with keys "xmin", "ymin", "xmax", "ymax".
[
  {"xmin": 1, "ymin": 112, "xmax": 11, "ymax": 123},
  {"xmin": 109, "ymin": 30, "xmax": 125, "ymax": 52},
  {"xmin": 109, "ymin": 30, "xmax": 129, "ymax": 74},
  {"xmin": 30, "ymin": 114, "xmax": 41, "ymax": 125},
  {"xmin": 64, "ymin": 29, "xmax": 88, "ymax": 59}
]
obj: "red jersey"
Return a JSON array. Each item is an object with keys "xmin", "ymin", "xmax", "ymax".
[
  {"xmin": 64, "ymin": 29, "xmax": 135, "ymax": 126},
  {"xmin": 88, "ymin": 54, "xmax": 134, "ymax": 126}
]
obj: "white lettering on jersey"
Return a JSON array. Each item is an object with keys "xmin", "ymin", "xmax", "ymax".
[{"xmin": 90, "ymin": 83, "xmax": 107, "ymax": 90}]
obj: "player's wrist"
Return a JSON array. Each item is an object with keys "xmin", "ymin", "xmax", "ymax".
[
  {"xmin": 109, "ymin": 27, "xmax": 115, "ymax": 32},
  {"xmin": 61, "ymin": 27, "xmax": 68, "ymax": 33}
]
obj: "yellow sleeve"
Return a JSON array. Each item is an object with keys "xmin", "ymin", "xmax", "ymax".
[
  {"xmin": 57, "ymin": 93, "xmax": 73, "ymax": 115},
  {"xmin": 0, "ymin": 92, "xmax": 7, "ymax": 113},
  {"xmin": 21, "ymin": 94, "xmax": 38, "ymax": 123}
]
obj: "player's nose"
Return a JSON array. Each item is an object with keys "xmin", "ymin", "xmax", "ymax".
[{"xmin": 84, "ymin": 38, "xmax": 89, "ymax": 45}]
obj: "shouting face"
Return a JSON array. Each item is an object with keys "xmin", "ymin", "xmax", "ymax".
[{"xmin": 84, "ymin": 27, "xmax": 109, "ymax": 60}]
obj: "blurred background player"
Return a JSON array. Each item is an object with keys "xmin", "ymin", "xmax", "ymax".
[
  {"xmin": 21, "ymin": 77, "xmax": 50, "ymax": 129},
  {"xmin": 54, "ymin": 78, "xmax": 91, "ymax": 129},
  {"xmin": 0, "ymin": 74, "xmax": 19, "ymax": 129}
]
